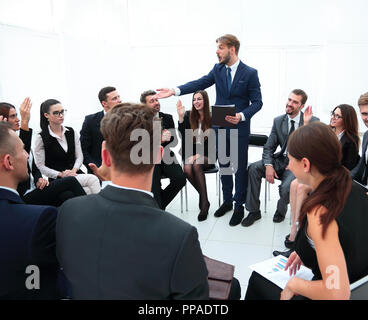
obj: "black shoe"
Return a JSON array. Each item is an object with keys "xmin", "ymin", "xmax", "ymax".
[
  {"xmin": 214, "ymin": 202, "xmax": 233, "ymax": 218},
  {"xmin": 284, "ymin": 236, "xmax": 295, "ymax": 249},
  {"xmin": 241, "ymin": 211, "xmax": 261, "ymax": 227},
  {"xmin": 229, "ymin": 206, "xmax": 244, "ymax": 226},
  {"xmin": 273, "ymin": 211, "xmax": 285, "ymax": 223},
  {"xmin": 198, "ymin": 202, "xmax": 210, "ymax": 222},
  {"xmin": 197, "ymin": 210, "xmax": 208, "ymax": 221},
  {"xmin": 273, "ymin": 249, "xmax": 293, "ymax": 258}
]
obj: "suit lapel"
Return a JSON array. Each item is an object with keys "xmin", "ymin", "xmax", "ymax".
[{"xmin": 230, "ymin": 61, "xmax": 245, "ymax": 94}]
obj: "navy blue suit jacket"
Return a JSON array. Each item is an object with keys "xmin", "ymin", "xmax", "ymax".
[
  {"xmin": 178, "ymin": 61, "xmax": 263, "ymax": 136},
  {"xmin": 0, "ymin": 188, "xmax": 60, "ymax": 299}
]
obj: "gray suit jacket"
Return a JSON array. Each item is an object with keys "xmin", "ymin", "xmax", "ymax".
[
  {"xmin": 262, "ymin": 112, "xmax": 319, "ymax": 166},
  {"xmin": 56, "ymin": 185, "xmax": 209, "ymax": 300},
  {"xmin": 351, "ymin": 130, "xmax": 368, "ymax": 184}
]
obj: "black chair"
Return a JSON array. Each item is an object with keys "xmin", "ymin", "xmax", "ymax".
[{"xmin": 248, "ymin": 134, "xmax": 270, "ymax": 213}]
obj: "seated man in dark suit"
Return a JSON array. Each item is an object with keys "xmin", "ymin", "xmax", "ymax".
[
  {"xmin": 351, "ymin": 92, "xmax": 368, "ymax": 192},
  {"xmin": 242, "ymin": 89, "xmax": 319, "ymax": 227},
  {"xmin": 80, "ymin": 86, "xmax": 122, "ymax": 173},
  {"xmin": 0, "ymin": 122, "xmax": 61, "ymax": 299},
  {"xmin": 140, "ymin": 90, "xmax": 186, "ymax": 210},
  {"xmin": 57, "ymin": 103, "xmax": 209, "ymax": 299}
]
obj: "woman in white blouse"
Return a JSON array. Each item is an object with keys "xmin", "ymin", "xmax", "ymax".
[{"xmin": 34, "ymin": 99, "xmax": 100, "ymax": 195}]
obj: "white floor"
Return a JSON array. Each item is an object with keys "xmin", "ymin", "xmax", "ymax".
[{"xmin": 164, "ymin": 148, "xmax": 292, "ymax": 298}]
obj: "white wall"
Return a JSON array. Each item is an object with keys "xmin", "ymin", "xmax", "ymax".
[{"xmin": 1, "ymin": 0, "xmax": 367, "ymax": 136}]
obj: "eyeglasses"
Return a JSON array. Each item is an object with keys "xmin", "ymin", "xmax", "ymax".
[
  {"xmin": 51, "ymin": 109, "xmax": 67, "ymax": 117},
  {"xmin": 330, "ymin": 111, "xmax": 343, "ymax": 120}
]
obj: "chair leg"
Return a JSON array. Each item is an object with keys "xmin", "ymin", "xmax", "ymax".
[
  {"xmin": 185, "ymin": 183, "xmax": 188, "ymax": 212},
  {"xmin": 180, "ymin": 189, "xmax": 183, "ymax": 213},
  {"xmin": 264, "ymin": 180, "xmax": 267, "ymax": 214},
  {"xmin": 218, "ymin": 173, "xmax": 221, "ymax": 207}
]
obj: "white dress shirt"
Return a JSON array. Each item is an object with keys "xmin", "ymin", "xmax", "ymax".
[{"xmin": 34, "ymin": 126, "xmax": 84, "ymax": 179}]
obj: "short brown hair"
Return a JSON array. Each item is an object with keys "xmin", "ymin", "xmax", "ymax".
[
  {"xmin": 140, "ymin": 90, "xmax": 156, "ymax": 104},
  {"xmin": 216, "ymin": 34, "xmax": 240, "ymax": 55},
  {"xmin": 358, "ymin": 92, "xmax": 368, "ymax": 107},
  {"xmin": 100, "ymin": 103, "xmax": 158, "ymax": 174},
  {"xmin": 98, "ymin": 86, "xmax": 116, "ymax": 103},
  {"xmin": 291, "ymin": 89, "xmax": 308, "ymax": 106},
  {"xmin": 0, "ymin": 122, "xmax": 15, "ymax": 156}
]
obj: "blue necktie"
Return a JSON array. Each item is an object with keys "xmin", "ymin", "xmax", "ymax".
[{"xmin": 227, "ymin": 67, "xmax": 232, "ymax": 93}]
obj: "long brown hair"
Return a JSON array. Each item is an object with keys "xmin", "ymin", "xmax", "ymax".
[
  {"xmin": 332, "ymin": 104, "xmax": 360, "ymax": 149},
  {"xmin": 288, "ymin": 122, "xmax": 352, "ymax": 238},
  {"xmin": 0, "ymin": 102, "xmax": 15, "ymax": 119},
  {"xmin": 189, "ymin": 90, "xmax": 211, "ymax": 137}
]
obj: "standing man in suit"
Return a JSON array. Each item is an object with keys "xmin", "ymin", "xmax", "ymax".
[
  {"xmin": 242, "ymin": 89, "xmax": 319, "ymax": 227},
  {"xmin": 351, "ymin": 92, "xmax": 368, "ymax": 190},
  {"xmin": 140, "ymin": 90, "xmax": 186, "ymax": 210},
  {"xmin": 57, "ymin": 103, "xmax": 209, "ymax": 299},
  {"xmin": 154, "ymin": 34, "xmax": 263, "ymax": 226},
  {"xmin": 0, "ymin": 122, "xmax": 61, "ymax": 299},
  {"xmin": 80, "ymin": 86, "xmax": 121, "ymax": 173}
]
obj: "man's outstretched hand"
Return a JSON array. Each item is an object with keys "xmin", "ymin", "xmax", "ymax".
[{"xmin": 153, "ymin": 88, "xmax": 175, "ymax": 100}]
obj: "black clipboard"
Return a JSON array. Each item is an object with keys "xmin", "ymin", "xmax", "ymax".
[{"xmin": 211, "ymin": 105, "xmax": 236, "ymax": 128}]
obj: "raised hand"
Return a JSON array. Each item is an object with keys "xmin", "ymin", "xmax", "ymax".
[
  {"xmin": 89, "ymin": 163, "xmax": 111, "ymax": 181},
  {"xmin": 176, "ymin": 100, "xmax": 185, "ymax": 122},
  {"xmin": 20, "ymin": 97, "xmax": 32, "ymax": 131},
  {"xmin": 154, "ymin": 88, "xmax": 175, "ymax": 100},
  {"xmin": 303, "ymin": 105, "xmax": 313, "ymax": 125}
]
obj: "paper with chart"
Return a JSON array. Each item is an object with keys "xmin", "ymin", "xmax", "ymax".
[{"xmin": 249, "ymin": 255, "xmax": 314, "ymax": 289}]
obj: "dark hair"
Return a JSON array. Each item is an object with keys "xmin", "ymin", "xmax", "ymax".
[
  {"xmin": 332, "ymin": 104, "xmax": 360, "ymax": 149},
  {"xmin": 216, "ymin": 34, "xmax": 240, "ymax": 55},
  {"xmin": 40, "ymin": 99, "xmax": 61, "ymax": 133},
  {"xmin": 98, "ymin": 87, "xmax": 116, "ymax": 104},
  {"xmin": 358, "ymin": 92, "xmax": 368, "ymax": 107},
  {"xmin": 140, "ymin": 90, "xmax": 157, "ymax": 104},
  {"xmin": 0, "ymin": 102, "xmax": 15, "ymax": 119},
  {"xmin": 190, "ymin": 90, "xmax": 211, "ymax": 138},
  {"xmin": 291, "ymin": 89, "xmax": 308, "ymax": 106},
  {"xmin": 0, "ymin": 121, "xmax": 15, "ymax": 156},
  {"xmin": 288, "ymin": 122, "xmax": 352, "ymax": 238},
  {"xmin": 100, "ymin": 103, "xmax": 157, "ymax": 174}
]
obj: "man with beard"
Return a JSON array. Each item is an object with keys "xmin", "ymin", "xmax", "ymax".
[
  {"xmin": 140, "ymin": 90, "xmax": 186, "ymax": 210},
  {"xmin": 242, "ymin": 89, "xmax": 319, "ymax": 227},
  {"xmin": 154, "ymin": 34, "xmax": 263, "ymax": 226}
]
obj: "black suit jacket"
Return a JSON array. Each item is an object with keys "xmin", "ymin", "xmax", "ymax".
[
  {"xmin": 80, "ymin": 111, "xmax": 104, "ymax": 171},
  {"xmin": 340, "ymin": 133, "xmax": 360, "ymax": 171},
  {"xmin": 351, "ymin": 130, "xmax": 368, "ymax": 183},
  {"xmin": 17, "ymin": 129, "xmax": 42, "ymax": 196},
  {"xmin": 158, "ymin": 111, "xmax": 178, "ymax": 161},
  {"xmin": 56, "ymin": 185, "xmax": 209, "ymax": 300},
  {"xmin": 0, "ymin": 188, "xmax": 60, "ymax": 299}
]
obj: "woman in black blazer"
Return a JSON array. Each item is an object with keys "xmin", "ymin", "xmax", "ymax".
[
  {"xmin": 177, "ymin": 90, "xmax": 216, "ymax": 221},
  {"xmin": 330, "ymin": 104, "xmax": 360, "ymax": 170}
]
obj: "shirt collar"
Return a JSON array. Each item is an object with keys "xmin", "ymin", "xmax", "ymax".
[
  {"xmin": 288, "ymin": 111, "xmax": 301, "ymax": 125},
  {"xmin": 0, "ymin": 186, "xmax": 19, "ymax": 196},
  {"xmin": 48, "ymin": 125, "xmax": 68, "ymax": 139},
  {"xmin": 109, "ymin": 182, "xmax": 154, "ymax": 198},
  {"xmin": 227, "ymin": 58, "xmax": 240, "ymax": 72},
  {"xmin": 337, "ymin": 130, "xmax": 345, "ymax": 141}
]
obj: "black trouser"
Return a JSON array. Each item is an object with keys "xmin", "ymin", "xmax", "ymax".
[
  {"xmin": 151, "ymin": 163, "xmax": 186, "ymax": 210},
  {"xmin": 22, "ymin": 177, "xmax": 86, "ymax": 207},
  {"xmin": 245, "ymin": 271, "xmax": 307, "ymax": 300}
]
